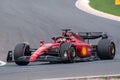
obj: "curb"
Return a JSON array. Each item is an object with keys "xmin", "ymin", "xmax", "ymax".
[{"xmin": 75, "ymin": 0, "xmax": 120, "ymax": 22}]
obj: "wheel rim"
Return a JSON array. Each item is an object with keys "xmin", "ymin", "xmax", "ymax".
[
  {"xmin": 68, "ymin": 47, "xmax": 76, "ymax": 62},
  {"xmin": 110, "ymin": 43, "xmax": 115, "ymax": 55},
  {"xmin": 111, "ymin": 47, "xmax": 115, "ymax": 54},
  {"xmin": 70, "ymin": 47, "xmax": 76, "ymax": 58}
]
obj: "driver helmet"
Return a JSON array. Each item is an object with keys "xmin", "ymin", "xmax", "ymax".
[
  {"xmin": 62, "ymin": 31, "xmax": 72, "ymax": 37},
  {"xmin": 56, "ymin": 37, "xmax": 66, "ymax": 43}
]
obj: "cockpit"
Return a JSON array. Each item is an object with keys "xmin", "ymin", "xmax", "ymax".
[{"xmin": 52, "ymin": 36, "xmax": 66, "ymax": 43}]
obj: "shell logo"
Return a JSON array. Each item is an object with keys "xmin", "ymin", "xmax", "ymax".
[
  {"xmin": 81, "ymin": 47, "xmax": 87, "ymax": 56},
  {"xmin": 115, "ymin": 0, "xmax": 120, "ymax": 5}
]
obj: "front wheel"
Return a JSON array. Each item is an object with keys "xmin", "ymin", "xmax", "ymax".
[
  {"xmin": 97, "ymin": 39, "xmax": 116, "ymax": 60},
  {"xmin": 14, "ymin": 43, "xmax": 31, "ymax": 65}
]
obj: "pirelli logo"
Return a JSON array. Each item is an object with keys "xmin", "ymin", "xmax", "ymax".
[{"xmin": 115, "ymin": 0, "xmax": 120, "ymax": 5}]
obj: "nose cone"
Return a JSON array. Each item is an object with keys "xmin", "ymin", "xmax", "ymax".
[{"xmin": 29, "ymin": 55, "xmax": 37, "ymax": 62}]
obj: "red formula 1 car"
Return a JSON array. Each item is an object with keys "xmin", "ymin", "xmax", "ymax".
[{"xmin": 7, "ymin": 29, "xmax": 116, "ymax": 65}]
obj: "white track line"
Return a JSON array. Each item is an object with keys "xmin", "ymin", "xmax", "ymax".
[
  {"xmin": 37, "ymin": 74, "xmax": 120, "ymax": 80},
  {"xmin": 0, "ymin": 60, "xmax": 6, "ymax": 66},
  {"xmin": 75, "ymin": 0, "xmax": 120, "ymax": 21}
]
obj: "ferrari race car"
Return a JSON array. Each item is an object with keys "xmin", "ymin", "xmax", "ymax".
[{"xmin": 7, "ymin": 29, "xmax": 116, "ymax": 65}]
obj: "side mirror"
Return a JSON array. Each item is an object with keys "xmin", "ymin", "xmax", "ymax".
[{"xmin": 40, "ymin": 40, "xmax": 44, "ymax": 46}]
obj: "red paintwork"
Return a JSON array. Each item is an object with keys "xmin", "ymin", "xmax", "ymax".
[
  {"xmin": 29, "ymin": 32, "xmax": 92, "ymax": 62},
  {"xmin": 29, "ymin": 43, "xmax": 59, "ymax": 62}
]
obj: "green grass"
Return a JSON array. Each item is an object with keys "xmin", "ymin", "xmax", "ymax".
[{"xmin": 89, "ymin": 0, "xmax": 120, "ymax": 16}]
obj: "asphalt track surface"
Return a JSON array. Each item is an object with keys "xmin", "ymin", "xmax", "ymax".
[{"xmin": 0, "ymin": 0, "xmax": 120, "ymax": 80}]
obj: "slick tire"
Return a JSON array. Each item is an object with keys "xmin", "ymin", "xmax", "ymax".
[
  {"xmin": 14, "ymin": 43, "xmax": 31, "ymax": 65},
  {"xmin": 59, "ymin": 42, "xmax": 76, "ymax": 63},
  {"xmin": 97, "ymin": 39, "xmax": 116, "ymax": 60}
]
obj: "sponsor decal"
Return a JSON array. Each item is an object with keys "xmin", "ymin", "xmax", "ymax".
[
  {"xmin": 81, "ymin": 47, "xmax": 87, "ymax": 56},
  {"xmin": 115, "ymin": 0, "xmax": 120, "ymax": 5}
]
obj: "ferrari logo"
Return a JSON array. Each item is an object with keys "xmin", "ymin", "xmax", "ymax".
[{"xmin": 115, "ymin": 0, "xmax": 120, "ymax": 5}]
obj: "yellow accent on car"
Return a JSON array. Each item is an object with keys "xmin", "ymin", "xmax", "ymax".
[
  {"xmin": 112, "ymin": 47, "xmax": 115, "ymax": 54},
  {"xmin": 82, "ymin": 47, "xmax": 87, "ymax": 56}
]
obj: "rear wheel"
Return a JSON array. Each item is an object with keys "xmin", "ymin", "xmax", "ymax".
[
  {"xmin": 97, "ymin": 39, "xmax": 116, "ymax": 60},
  {"xmin": 59, "ymin": 42, "xmax": 76, "ymax": 63},
  {"xmin": 14, "ymin": 43, "xmax": 31, "ymax": 65}
]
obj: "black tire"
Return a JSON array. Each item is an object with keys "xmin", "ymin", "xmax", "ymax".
[
  {"xmin": 14, "ymin": 43, "xmax": 31, "ymax": 65},
  {"xmin": 59, "ymin": 42, "xmax": 76, "ymax": 63},
  {"xmin": 97, "ymin": 39, "xmax": 116, "ymax": 60}
]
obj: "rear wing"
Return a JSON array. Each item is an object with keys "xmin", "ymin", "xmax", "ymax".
[{"xmin": 78, "ymin": 32, "xmax": 108, "ymax": 39}]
